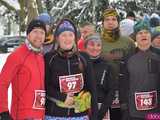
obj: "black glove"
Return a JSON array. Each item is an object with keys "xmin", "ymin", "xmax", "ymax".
[{"xmin": 0, "ymin": 111, "xmax": 12, "ymax": 120}]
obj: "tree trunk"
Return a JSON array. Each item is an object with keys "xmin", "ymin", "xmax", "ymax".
[
  {"xmin": 36, "ymin": 0, "xmax": 43, "ymax": 14},
  {"xmin": 26, "ymin": 0, "xmax": 39, "ymax": 25}
]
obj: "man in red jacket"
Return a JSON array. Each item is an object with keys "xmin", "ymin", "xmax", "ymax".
[{"xmin": 0, "ymin": 19, "xmax": 46, "ymax": 120}]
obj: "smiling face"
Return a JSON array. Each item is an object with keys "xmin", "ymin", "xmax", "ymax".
[
  {"xmin": 85, "ymin": 40, "xmax": 102, "ymax": 57},
  {"xmin": 27, "ymin": 28, "xmax": 46, "ymax": 48},
  {"xmin": 57, "ymin": 31, "xmax": 75, "ymax": 50},
  {"xmin": 136, "ymin": 29, "xmax": 151, "ymax": 51}
]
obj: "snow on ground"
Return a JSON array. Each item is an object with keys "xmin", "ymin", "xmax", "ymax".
[{"xmin": 0, "ymin": 53, "xmax": 12, "ymax": 111}]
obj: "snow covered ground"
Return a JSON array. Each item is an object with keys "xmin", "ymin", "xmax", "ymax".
[
  {"xmin": 0, "ymin": 53, "xmax": 12, "ymax": 110},
  {"xmin": 0, "ymin": 53, "xmax": 9, "ymax": 71}
]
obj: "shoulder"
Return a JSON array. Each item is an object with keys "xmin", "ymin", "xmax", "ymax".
[
  {"xmin": 79, "ymin": 52, "xmax": 90, "ymax": 62},
  {"xmin": 79, "ymin": 52, "xmax": 90, "ymax": 59},
  {"xmin": 7, "ymin": 44, "xmax": 28, "ymax": 64},
  {"xmin": 119, "ymin": 36, "xmax": 134, "ymax": 43},
  {"xmin": 119, "ymin": 36, "xmax": 136, "ymax": 50},
  {"xmin": 44, "ymin": 51, "xmax": 57, "ymax": 59},
  {"xmin": 150, "ymin": 50, "xmax": 160, "ymax": 61},
  {"xmin": 99, "ymin": 57, "xmax": 112, "ymax": 68},
  {"xmin": 44, "ymin": 51, "xmax": 58, "ymax": 65}
]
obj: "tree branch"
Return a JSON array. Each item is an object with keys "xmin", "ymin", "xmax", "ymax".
[{"xmin": 0, "ymin": 0, "xmax": 17, "ymax": 11}]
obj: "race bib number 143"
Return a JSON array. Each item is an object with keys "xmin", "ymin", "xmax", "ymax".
[{"xmin": 135, "ymin": 91, "xmax": 157, "ymax": 111}]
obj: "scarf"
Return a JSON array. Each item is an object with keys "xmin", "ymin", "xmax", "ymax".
[
  {"xmin": 57, "ymin": 47, "xmax": 76, "ymax": 58},
  {"xmin": 101, "ymin": 27, "xmax": 120, "ymax": 42},
  {"xmin": 25, "ymin": 39, "xmax": 42, "ymax": 53}
]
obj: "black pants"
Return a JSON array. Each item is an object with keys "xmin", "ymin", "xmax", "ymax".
[{"xmin": 110, "ymin": 108, "xmax": 122, "ymax": 120}]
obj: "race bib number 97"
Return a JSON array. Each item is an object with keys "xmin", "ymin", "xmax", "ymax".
[
  {"xmin": 135, "ymin": 91, "xmax": 157, "ymax": 111},
  {"xmin": 59, "ymin": 73, "xmax": 84, "ymax": 93}
]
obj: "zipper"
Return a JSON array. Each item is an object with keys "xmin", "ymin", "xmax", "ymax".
[
  {"xmin": 100, "ymin": 70, "xmax": 106, "ymax": 85},
  {"xmin": 67, "ymin": 58, "xmax": 71, "ymax": 116},
  {"xmin": 148, "ymin": 58, "xmax": 151, "ymax": 73},
  {"xmin": 67, "ymin": 59, "xmax": 71, "ymax": 74}
]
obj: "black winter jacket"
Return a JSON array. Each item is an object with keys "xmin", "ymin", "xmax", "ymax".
[
  {"xmin": 44, "ymin": 51, "xmax": 98, "ymax": 119},
  {"xmin": 90, "ymin": 57, "xmax": 116, "ymax": 120},
  {"xmin": 127, "ymin": 49, "xmax": 160, "ymax": 118}
]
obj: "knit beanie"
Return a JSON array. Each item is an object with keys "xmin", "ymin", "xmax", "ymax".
[
  {"xmin": 27, "ymin": 19, "xmax": 46, "ymax": 35},
  {"xmin": 84, "ymin": 33, "xmax": 101, "ymax": 48},
  {"xmin": 37, "ymin": 13, "xmax": 51, "ymax": 25},
  {"xmin": 54, "ymin": 19, "xmax": 75, "ymax": 37},
  {"xmin": 102, "ymin": 8, "xmax": 119, "ymax": 21},
  {"xmin": 134, "ymin": 20, "xmax": 150, "ymax": 34}
]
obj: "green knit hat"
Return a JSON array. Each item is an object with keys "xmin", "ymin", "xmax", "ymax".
[{"xmin": 134, "ymin": 20, "xmax": 151, "ymax": 34}]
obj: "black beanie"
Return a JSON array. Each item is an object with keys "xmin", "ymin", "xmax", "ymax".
[{"xmin": 26, "ymin": 19, "xmax": 46, "ymax": 35}]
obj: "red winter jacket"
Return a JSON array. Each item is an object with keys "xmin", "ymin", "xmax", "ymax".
[{"xmin": 0, "ymin": 44, "xmax": 45, "ymax": 120}]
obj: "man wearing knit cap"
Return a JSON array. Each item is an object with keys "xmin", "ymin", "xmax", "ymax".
[
  {"xmin": 100, "ymin": 8, "xmax": 136, "ymax": 120},
  {"xmin": 0, "ymin": 19, "xmax": 46, "ymax": 120},
  {"xmin": 125, "ymin": 20, "xmax": 160, "ymax": 120}
]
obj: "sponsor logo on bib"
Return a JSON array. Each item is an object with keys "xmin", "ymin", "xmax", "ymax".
[{"xmin": 59, "ymin": 73, "xmax": 84, "ymax": 93}]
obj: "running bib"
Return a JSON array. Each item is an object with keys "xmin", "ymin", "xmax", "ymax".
[
  {"xmin": 59, "ymin": 73, "xmax": 84, "ymax": 93},
  {"xmin": 33, "ymin": 90, "xmax": 45, "ymax": 110},
  {"xmin": 135, "ymin": 91, "xmax": 157, "ymax": 111}
]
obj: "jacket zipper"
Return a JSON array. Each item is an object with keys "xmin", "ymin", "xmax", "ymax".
[
  {"xmin": 67, "ymin": 58, "xmax": 71, "ymax": 116},
  {"xmin": 100, "ymin": 70, "xmax": 106, "ymax": 84},
  {"xmin": 148, "ymin": 58, "xmax": 152, "ymax": 73}
]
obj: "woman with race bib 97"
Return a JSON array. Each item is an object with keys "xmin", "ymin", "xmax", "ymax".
[{"xmin": 44, "ymin": 18, "xmax": 98, "ymax": 120}]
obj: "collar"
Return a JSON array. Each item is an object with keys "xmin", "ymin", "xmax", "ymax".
[{"xmin": 25, "ymin": 39, "xmax": 42, "ymax": 53}]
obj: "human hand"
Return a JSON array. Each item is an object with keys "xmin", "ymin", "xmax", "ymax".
[
  {"xmin": 0, "ymin": 111, "xmax": 12, "ymax": 120},
  {"xmin": 64, "ymin": 93, "xmax": 74, "ymax": 106}
]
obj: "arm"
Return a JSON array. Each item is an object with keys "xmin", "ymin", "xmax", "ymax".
[
  {"xmin": 0, "ymin": 53, "xmax": 20, "ymax": 114},
  {"xmin": 98, "ymin": 64, "xmax": 116, "ymax": 120},
  {"xmin": 85, "ymin": 59, "xmax": 98, "ymax": 120}
]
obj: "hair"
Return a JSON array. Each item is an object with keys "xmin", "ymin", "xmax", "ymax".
[
  {"xmin": 150, "ymin": 17, "xmax": 160, "ymax": 28},
  {"xmin": 126, "ymin": 11, "xmax": 135, "ymax": 18},
  {"xmin": 79, "ymin": 21, "xmax": 94, "ymax": 28}
]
